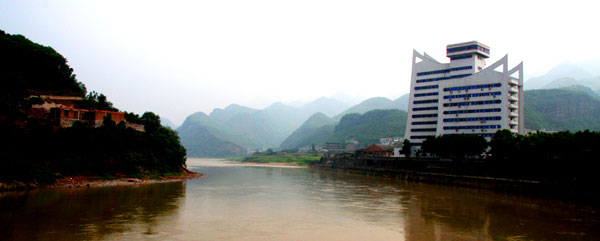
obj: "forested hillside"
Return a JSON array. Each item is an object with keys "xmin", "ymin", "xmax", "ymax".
[
  {"xmin": 1, "ymin": 30, "xmax": 187, "ymax": 186},
  {"xmin": 525, "ymin": 88, "xmax": 600, "ymax": 131}
]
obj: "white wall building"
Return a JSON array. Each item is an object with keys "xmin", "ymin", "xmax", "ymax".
[{"xmin": 405, "ymin": 41, "xmax": 524, "ymax": 148}]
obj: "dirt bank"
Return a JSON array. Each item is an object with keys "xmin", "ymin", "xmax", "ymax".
[{"xmin": 1, "ymin": 169, "xmax": 205, "ymax": 191}]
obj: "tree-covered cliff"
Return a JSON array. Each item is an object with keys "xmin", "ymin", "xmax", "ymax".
[{"xmin": 0, "ymin": 30, "xmax": 187, "ymax": 186}]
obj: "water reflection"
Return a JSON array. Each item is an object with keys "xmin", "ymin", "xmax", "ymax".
[
  {"xmin": 1, "ymin": 159, "xmax": 599, "ymax": 240},
  {"xmin": 0, "ymin": 182, "xmax": 185, "ymax": 241},
  {"xmin": 308, "ymin": 170, "xmax": 600, "ymax": 240}
]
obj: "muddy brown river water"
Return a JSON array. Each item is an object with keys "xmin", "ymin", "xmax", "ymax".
[{"xmin": 1, "ymin": 158, "xmax": 599, "ymax": 240}]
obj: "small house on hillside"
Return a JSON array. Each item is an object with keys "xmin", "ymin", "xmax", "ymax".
[{"xmin": 29, "ymin": 94, "xmax": 144, "ymax": 131}]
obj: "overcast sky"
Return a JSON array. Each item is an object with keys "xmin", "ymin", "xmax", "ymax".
[{"xmin": 2, "ymin": 0, "xmax": 599, "ymax": 125}]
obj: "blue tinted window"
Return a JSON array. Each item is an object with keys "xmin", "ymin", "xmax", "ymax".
[
  {"xmin": 447, "ymin": 45, "xmax": 490, "ymax": 54},
  {"xmin": 414, "ymin": 92, "xmax": 439, "ymax": 97},
  {"xmin": 415, "ymin": 84, "xmax": 439, "ymax": 90},
  {"xmin": 411, "ymin": 128, "xmax": 437, "ymax": 132},
  {"xmin": 450, "ymin": 55, "xmax": 473, "ymax": 61},
  {"xmin": 443, "ymin": 91, "xmax": 502, "ymax": 99},
  {"xmin": 412, "ymin": 114, "xmax": 438, "ymax": 118},
  {"xmin": 414, "ymin": 99, "xmax": 439, "ymax": 104},
  {"xmin": 413, "ymin": 107, "xmax": 438, "ymax": 111},
  {"xmin": 443, "ymin": 108, "xmax": 501, "ymax": 115},
  {"xmin": 412, "ymin": 121, "xmax": 437, "ymax": 125},
  {"xmin": 443, "ymin": 99, "xmax": 501, "ymax": 107},
  {"xmin": 416, "ymin": 66, "xmax": 472, "ymax": 76},
  {"xmin": 443, "ymin": 125, "xmax": 501, "ymax": 130},
  {"xmin": 443, "ymin": 116, "xmax": 501, "ymax": 122},
  {"xmin": 443, "ymin": 83, "xmax": 501, "ymax": 91},
  {"xmin": 416, "ymin": 74, "xmax": 472, "ymax": 83}
]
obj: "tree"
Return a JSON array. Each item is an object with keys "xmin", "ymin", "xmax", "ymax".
[
  {"xmin": 489, "ymin": 129, "xmax": 517, "ymax": 160},
  {"xmin": 401, "ymin": 139, "xmax": 411, "ymax": 157},
  {"xmin": 141, "ymin": 112, "xmax": 161, "ymax": 132},
  {"xmin": 1, "ymin": 29, "xmax": 86, "ymax": 98},
  {"xmin": 80, "ymin": 91, "xmax": 118, "ymax": 111},
  {"xmin": 422, "ymin": 134, "xmax": 487, "ymax": 160}
]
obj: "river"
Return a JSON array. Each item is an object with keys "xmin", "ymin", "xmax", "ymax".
[{"xmin": 1, "ymin": 158, "xmax": 599, "ymax": 240}]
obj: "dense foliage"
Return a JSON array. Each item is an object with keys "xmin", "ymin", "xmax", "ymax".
[
  {"xmin": 0, "ymin": 30, "xmax": 86, "ymax": 103},
  {"xmin": 1, "ymin": 30, "xmax": 116, "ymax": 118},
  {"xmin": 77, "ymin": 91, "xmax": 118, "ymax": 111},
  {"xmin": 0, "ymin": 29, "xmax": 188, "ymax": 184},
  {"xmin": 421, "ymin": 134, "xmax": 488, "ymax": 160},
  {"xmin": 414, "ymin": 129, "xmax": 599, "ymax": 190},
  {"xmin": 0, "ymin": 112, "xmax": 186, "ymax": 183},
  {"xmin": 525, "ymin": 88, "xmax": 600, "ymax": 131},
  {"xmin": 488, "ymin": 129, "xmax": 598, "ymax": 181}
]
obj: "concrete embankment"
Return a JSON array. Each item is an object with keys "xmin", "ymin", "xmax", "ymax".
[{"xmin": 312, "ymin": 156, "xmax": 566, "ymax": 196}]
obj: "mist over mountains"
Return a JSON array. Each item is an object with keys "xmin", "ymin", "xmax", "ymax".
[
  {"xmin": 525, "ymin": 61, "xmax": 600, "ymax": 96},
  {"xmin": 178, "ymin": 61, "xmax": 600, "ymax": 157},
  {"xmin": 178, "ymin": 95, "xmax": 410, "ymax": 157}
]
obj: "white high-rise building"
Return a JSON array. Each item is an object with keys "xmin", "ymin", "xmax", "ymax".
[{"xmin": 405, "ymin": 41, "xmax": 523, "ymax": 148}]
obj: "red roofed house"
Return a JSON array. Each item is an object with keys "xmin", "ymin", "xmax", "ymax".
[{"xmin": 355, "ymin": 144, "xmax": 394, "ymax": 157}]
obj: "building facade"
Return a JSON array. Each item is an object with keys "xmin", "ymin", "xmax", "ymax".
[
  {"xmin": 405, "ymin": 41, "xmax": 523, "ymax": 148},
  {"xmin": 29, "ymin": 94, "xmax": 145, "ymax": 131}
]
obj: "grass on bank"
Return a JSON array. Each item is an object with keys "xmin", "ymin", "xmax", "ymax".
[{"xmin": 235, "ymin": 152, "xmax": 322, "ymax": 166}]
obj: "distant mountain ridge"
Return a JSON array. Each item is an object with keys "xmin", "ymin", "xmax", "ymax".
[
  {"xmin": 525, "ymin": 62, "xmax": 594, "ymax": 90},
  {"xmin": 178, "ymin": 96, "xmax": 354, "ymax": 157},
  {"xmin": 525, "ymin": 62, "xmax": 600, "ymax": 97},
  {"xmin": 333, "ymin": 94, "xmax": 409, "ymax": 120},
  {"xmin": 279, "ymin": 112, "xmax": 336, "ymax": 149},
  {"xmin": 280, "ymin": 109, "xmax": 408, "ymax": 149}
]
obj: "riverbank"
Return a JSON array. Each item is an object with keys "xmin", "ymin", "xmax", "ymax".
[
  {"xmin": 315, "ymin": 156, "xmax": 600, "ymax": 203},
  {"xmin": 1, "ymin": 168, "xmax": 204, "ymax": 191},
  {"xmin": 233, "ymin": 162, "xmax": 306, "ymax": 168},
  {"xmin": 234, "ymin": 152, "xmax": 321, "ymax": 166}
]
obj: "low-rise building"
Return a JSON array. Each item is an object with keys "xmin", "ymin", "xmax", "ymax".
[
  {"xmin": 29, "ymin": 94, "xmax": 144, "ymax": 131},
  {"xmin": 325, "ymin": 142, "xmax": 344, "ymax": 154},
  {"xmin": 355, "ymin": 144, "xmax": 394, "ymax": 157}
]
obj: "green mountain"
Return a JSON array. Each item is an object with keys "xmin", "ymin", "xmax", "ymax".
[
  {"xmin": 210, "ymin": 104, "xmax": 259, "ymax": 123},
  {"xmin": 525, "ymin": 88, "xmax": 600, "ymax": 131},
  {"xmin": 333, "ymin": 95, "xmax": 408, "ymax": 120},
  {"xmin": 328, "ymin": 109, "xmax": 407, "ymax": 145},
  {"xmin": 559, "ymin": 85, "xmax": 600, "ymax": 100},
  {"xmin": 178, "ymin": 96, "xmax": 356, "ymax": 157},
  {"xmin": 178, "ymin": 123, "xmax": 245, "ymax": 157},
  {"xmin": 279, "ymin": 112, "xmax": 336, "ymax": 149},
  {"xmin": 281, "ymin": 109, "xmax": 408, "ymax": 149},
  {"xmin": 394, "ymin": 94, "xmax": 410, "ymax": 111}
]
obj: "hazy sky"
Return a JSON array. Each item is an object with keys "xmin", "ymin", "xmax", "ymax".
[{"xmin": 2, "ymin": 0, "xmax": 599, "ymax": 125}]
